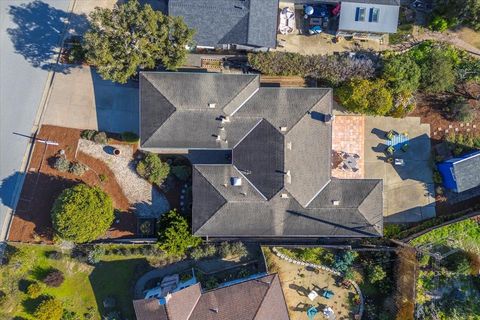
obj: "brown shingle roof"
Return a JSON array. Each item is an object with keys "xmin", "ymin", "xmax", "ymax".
[
  {"xmin": 166, "ymin": 284, "xmax": 202, "ymax": 320},
  {"xmin": 133, "ymin": 298, "xmax": 168, "ymax": 320}
]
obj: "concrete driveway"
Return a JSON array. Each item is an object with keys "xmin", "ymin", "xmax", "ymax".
[
  {"xmin": 0, "ymin": 0, "xmax": 70, "ymax": 239},
  {"xmin": 43, "ymin": 66, "xmax": 139, "ymax": 134},
  {"xmin": 364, "ymin": 116, "xmax": 436, "ymax": 223}
]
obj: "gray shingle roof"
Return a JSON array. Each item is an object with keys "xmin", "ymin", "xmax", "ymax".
[
  {"xmin": 140, "ymin": 72, "xmax": 383, "ymax": 238},
  {"xmin": 233, "ymin": 120, "xmax": 285, "ymax": 200},
  {"xmin": 168, "ymin": 0, "xmax": 279, "ymax": 48},
  {"xmin": 452, "ymin": 151, "xmax": 480, "ymax": 193}
]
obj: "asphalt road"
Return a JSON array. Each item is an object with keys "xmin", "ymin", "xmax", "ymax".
[{"xmin": 0, "ymin": 0, "xmax": 70, "ymax": 239}]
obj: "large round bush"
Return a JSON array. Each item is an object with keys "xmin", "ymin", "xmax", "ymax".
[{"xmin": 51, "ymin": 184, "xmax": 114, "ymax": 243}]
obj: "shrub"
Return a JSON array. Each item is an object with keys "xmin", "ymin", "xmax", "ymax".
[
  {"xmin": 93, "ymin": 132, "xmax": 108, "ymax": 144},
  {"xmin": 381, "ymin": 54, "xmax": 421, "ymax": 95},
  {"xmin": 99, "ymin": 173, "xmax": 108, "ymax": 182},
  {"xmin": 69, "ymin": 162, "xmax": 88, "ymax": 176},
  {"xmin": 219, "ymin": 241, "xmax": 248, "ymax": 259},
  {"xmin": 87, "ymin": 245, "xmax": 105, "ymax": 265},
  {"xmin": 26, "ymin": 282, "xmax": 43, "ymax": 298},
  {"xmin": 333, "ymin": 251, "xmax": 358, "ymax": 273},
  {"xmin": 336, "ymin": 79, "xmax": 394, "ymax": 115},
  {"xmin": 34, "ymin": 297, "xmax": 63, "ymax": 320},
  {"xmin": 103, "ymin": 311, "xmax": 122, "ymax": 320},
  {"xmin": 139, "ymin": 220, "xmax": 153, "ymax": 236},
  {"xmin": 80, "ymin": 129, "xmax": 97, "ymax": 140},
  {"xmin": 449, "ymin": 99, "xmax": 474, "ymax": 123},
  {"xmin": 121, "ymin": 131, "xmax": 139, "ymax": 143},
  {"xmin": 419, "ymin": 47, "xmax": 456, "ymax": 93},
  {"xmin": 429, "ymin": 16, "xmax": 449, "ymax": 32},
  {"xmin": 136, "ymin": 153, "xmax": 170, "ymax": 185},
  {"xmin": 190, "ymin": 243, "xmax": 217, "ymax": 260},
  {"xmin": 157, "ymin": 209, "xmax": 201, "ymax": 256},
  {"xmin": 53, "ymin": 157, "xmax": 71, "ymax": 172},
  {"xmin": 43, "ymin": 269, "xmax": 65, "ymax": 287},
  {"xmin": 51, "ymin": 184, "xmax": 114, "ymax": 243},
  {"xmin": 62, "ymin": 310, "xmax": 81, "ymax": 320},
  {"xmin": 383, "ymin": 224, "xmax": 402, "ymax": 238},
  {"xmin": 204, "ymin": 277, "xmax": 219, "ymax": 290},
  {"xmin": 368, "ymin": 264, "xmax": 387, "ymax": 284},
  {"xmin": 0, "ymin": 290, "xmax": 6, "ymax": 307},
  {"xmin": 247, "ymin": 52, "xmax": 375, "ymax": 85},
  {"xmin": 171, "ymin": 165, "xmax": 191, "ymax": 181}
]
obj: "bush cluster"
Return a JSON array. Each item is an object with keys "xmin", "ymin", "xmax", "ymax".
[
  {"xmin": 53, "ymin": 157, "xmax": 70, "ymax": 172},
  {"xmin": 219, "ymin": 241, "xmax": 248, "ymax": 259},
  {"xmin": 87, "ymin": 245, "xmax": 106, "ymax": 265},
  {"xmin": 248, "ymin": 51, "xmax": 376, "ymax": 85},
  {"xmin": 121, "ymin": 131, "xmax": 139, "ymax": 143},
  {"xmin": 69, "ymin": 162, "xmax": 88, "ymax": 176},
  {"xmin": 336, "ymin": 79, "xmax": 393, "ymax": 115},
  {"xmin": 136, "ymin": 153, "xmax": 170, "ymax": 186},
  {"xmin": 43, "ymin": 269, "xmax": 65, "ymax": 287},
  {"xmin": 26, "ymin": 282, "xmax": 43, "ymax": 298},
  {"xmin": 190, "ymin": 244, "xmax": 217, "ymax": 260},
  {"xmin": 80, "ymin": 129, "xmax": 108, "ymax": 145},
  {"xmin": 447, "ymin": 98, "xmax": 474, "ymax": 123},
  {"xmin": 157, "ymin": 209, "xmax": 201, "ymax": 257},
  {"xmin": 34, "ymin": 296, "xmax": 63, "ymax": 320}
]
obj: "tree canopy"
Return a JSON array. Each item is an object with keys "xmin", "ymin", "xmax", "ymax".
[
  {"xmin": 136, "ymin": 153, "xmax": 170, "ymax": 186},
  {"xmin": 34, "ymin": 297, "xmax": 63, "ymax": 320},
  {"xmin": 157, "ymin": 209, "xmax": 201, "ymax": 256},
  {"xmin": 51, "ymin": 184, "xmax": 114, "ymax": 243},
  {"xmin": 336, "ymin": 79, "xmax": 394, "ymax": 115},
  {"xmin": 84, "ymin": 0, "xmax": 194, "ymax": 83},
  {"xmin": 419, "ymin": 48, "xmax": 456, "ymax": 93},
  {"xmin": 382, "ymin": 54, "xmax": 421, "ymax": 94}
]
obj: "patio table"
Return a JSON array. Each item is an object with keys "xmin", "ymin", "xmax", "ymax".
[
  {"xmin": 343, "ymin": 154, "xmax": 358, "ymax": 171},
  {"xmin": 387, "ymin": 132, "xmax": 409, "ymax": 149}
]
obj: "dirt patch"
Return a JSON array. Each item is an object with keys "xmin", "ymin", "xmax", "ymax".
[
  {"xmin": 410, "ymin": 91, "xmax": 480, "ymax": 143},
  {"xmin": 454, "ymin": 27, "xmax": 480, "ymax": 50},
  {"xmin": 9, "ymin": 125, "xmax": 136, "ymax": 243}
]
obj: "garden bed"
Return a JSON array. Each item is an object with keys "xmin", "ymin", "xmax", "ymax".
[{"xmin": 9, "ymin": 125, "xmax": 135, "ymax": 243}]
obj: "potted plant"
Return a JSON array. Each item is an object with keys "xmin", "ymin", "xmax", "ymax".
[{"xmin": 113, "ymin": 148, "xmax": 120, "ymax": 156}]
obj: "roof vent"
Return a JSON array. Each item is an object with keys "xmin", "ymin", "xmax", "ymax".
[
  {"xmin": 280, "ymin": 126, "xmax": 288, "ymax": 132},
  {"xmin": 208, "ymin": 103, "xmax": 216, "ymax": 109},
  {"xmin": 332, "ymin": 200, "xmax": 340, "ymax": 206},
  {"xmin": 286, "ymin": 170, "xmax": 291, "ymax": 184},
  {"xmin": 280, "ymin": 193, "xmax": 289, "ymax": 199},
  {"xmin": 210, "ymin": 307, "xmax": 219, "ymax": 313},
  {"xmin": 231, "ymin": 177, "xmax": 242, "ymax": 186},
  {"xmin": 287, "ymin": 142, "xmax": 292, "ymax": 150}
]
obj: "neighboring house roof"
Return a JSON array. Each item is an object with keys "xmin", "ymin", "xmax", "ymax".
[
  {"xmin": 133, "ymin": 274, "xmax": 289, "ymax": 320},
  {"xmin": 339, "ymin": 0, "xmax": 399, "ymax": 34},
  {"xmin": 168, "ymin": 0, "xmax": 279, "ymax": 48},
  {"xmin": 452, "ymin": 151, "xmax": 480, "ymax": 193},
  {"xmin": 133, "ymin": 298, "xmax": 168, "ymax": 320},
  {"xmin": 140, "ymin": 72, "xmax": 383, "ymax": 238}
]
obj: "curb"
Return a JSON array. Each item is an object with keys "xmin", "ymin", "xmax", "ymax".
[{"xmin": 0, "ymin": 0, "xmax": 77, "ymax": 244}]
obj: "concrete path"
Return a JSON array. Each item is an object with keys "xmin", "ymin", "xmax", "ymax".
[{"xmin": 0, "ymin": 0, "xmax": 71, "ymax": 240}]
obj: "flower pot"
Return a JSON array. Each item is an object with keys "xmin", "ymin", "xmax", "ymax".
[{"xmin": 113, "ymin": 148, "xmax": 120, "ymax": 156}]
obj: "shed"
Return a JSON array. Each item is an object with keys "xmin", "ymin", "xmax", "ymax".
[{"xmin": 437, "ymin": 150, "xmax": 480, "ymax": 193}]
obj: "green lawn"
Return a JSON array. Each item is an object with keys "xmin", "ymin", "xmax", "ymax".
[
  {"xmin": 410, "ymin": 218, "xmax": 480, "ymax": 254},
  {"xmin": 0, "ymin": 244, "xmax": 154, "ymax": 320}
]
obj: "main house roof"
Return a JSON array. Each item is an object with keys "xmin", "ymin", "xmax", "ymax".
[
  {"xmin": 168, "ymin": 0, "xmax": 279, "ymax": 48},
  {"xmin": 140, "ymin": 72, "xmax": 383, "ymax": 238},
  {"xmin": 133, "ymin": 274, "xmax": 289, "ymax": 320}
]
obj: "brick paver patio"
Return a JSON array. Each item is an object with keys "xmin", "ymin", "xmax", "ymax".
[{"xmin": 331, "ymin": 116, "xmax": 365, "ymax": 179}]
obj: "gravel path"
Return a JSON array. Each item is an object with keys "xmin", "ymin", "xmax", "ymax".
[{"xmin": 78, "ymin": 139, "xmax": 169, "ymax": 218}]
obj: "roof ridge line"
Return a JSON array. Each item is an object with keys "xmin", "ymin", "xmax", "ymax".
[
  {"xmin": 140, "ymin": 74, "xmax": 177, "ymax": 147},
  {"xmin": 232, "ymin": 165, "xmax": 268, "ymax": 201},
  {"xmin": 192, "ymin": 166, "xmax": 229, "ymax": 233},
  {"xmin": 284, "ymin": 89, "xmax": 331, "ymax": 134},
  {"xmin": 357, "ymin": 180, "xmax": 383, "ymax": 229},
  {"xmin": 223, "ymin": 75, "xmax": 259, "ymax": 115},
  {"xmin": 252, "ymin": 275, "xmax": 276, "ymax": 320}
]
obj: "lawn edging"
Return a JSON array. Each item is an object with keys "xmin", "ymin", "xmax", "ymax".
[{"xmin": 271, "ymin": 247, "xmax": 364, "ymax": 319}]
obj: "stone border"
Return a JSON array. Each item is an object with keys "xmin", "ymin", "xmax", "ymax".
[{"xmin": 271, "ymin": 247, "xmax": 364, "ymax": 319}]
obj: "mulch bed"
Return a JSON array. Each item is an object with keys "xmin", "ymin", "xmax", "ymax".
[
  {"xmin": 9, "ymin": 125, "xmax": 136, "ymax": 243},
  {"xmin": 411, "ymin": 88, "xmax": 480, "ymax": 144}
]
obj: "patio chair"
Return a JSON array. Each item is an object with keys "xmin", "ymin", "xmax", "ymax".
[
  {"xmin": 386, "ymin": 146, "xmax": 395, "ymax": 156},
  {"xmin": 322, "ymin": 290, "xmax": 334, "ymax": 299},
  {"xmin": 401, "ymin": 144, "xmax": 409, "ymax": 152},
  {"xmin": 385, "ymin": 130, "xmax": 395, "ymax": 140}
]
